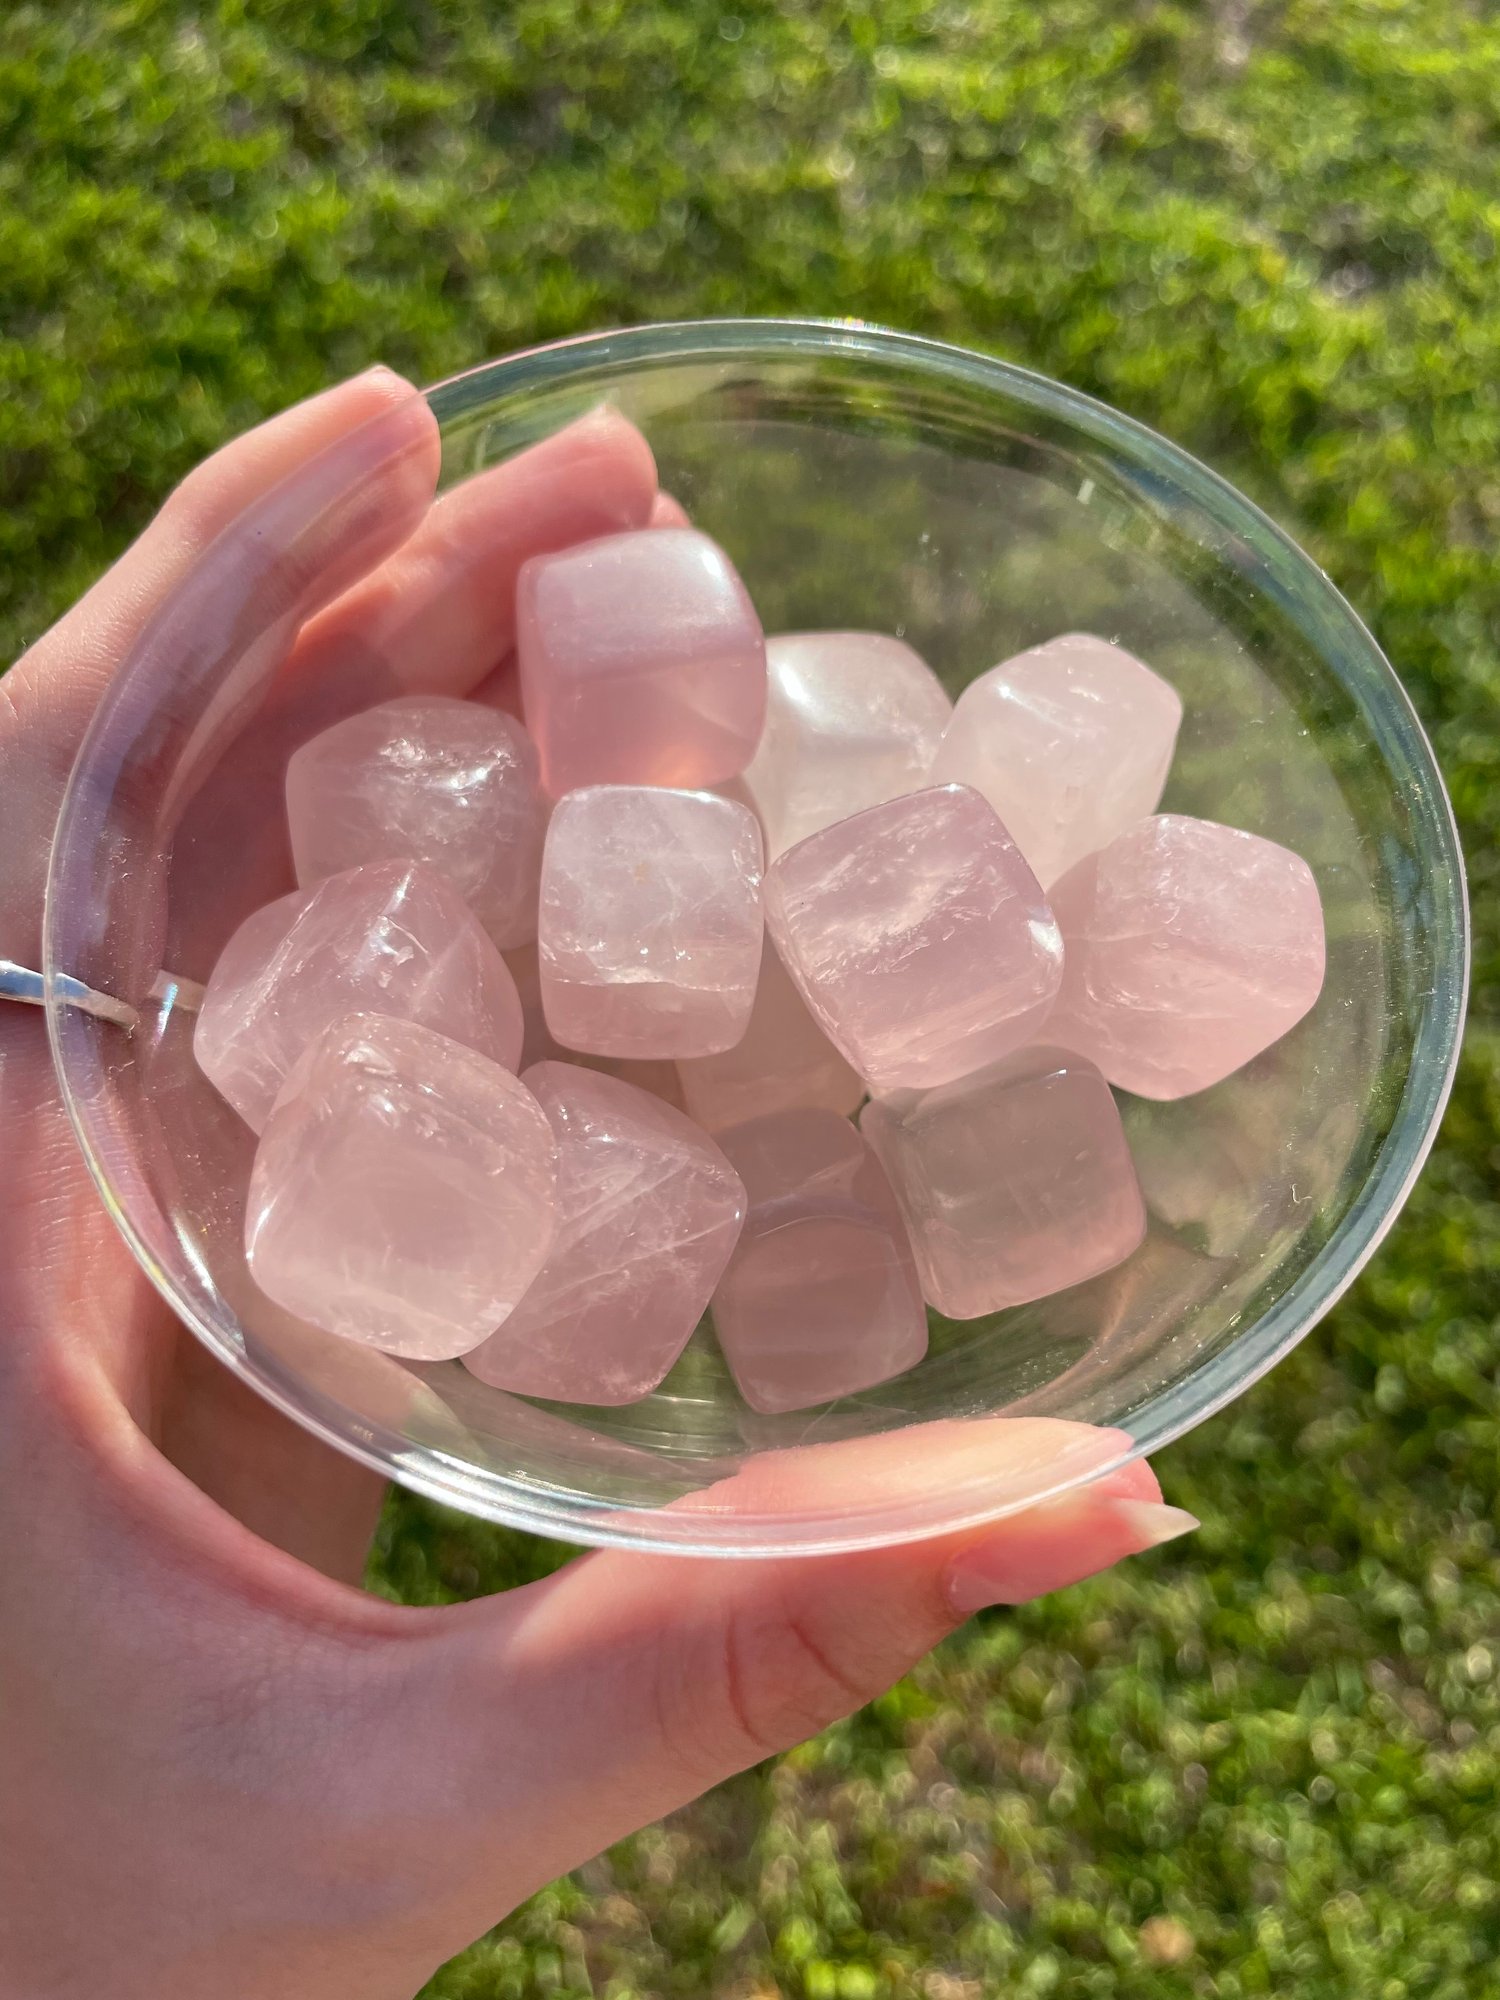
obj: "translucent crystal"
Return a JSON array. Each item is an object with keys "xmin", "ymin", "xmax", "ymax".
[
  {"xmin": 1046, "ymin": 814, "xmax": 1327, "ymax": 1098},
  {"xmin": 464, "ymin": 1063, "xmax": 746, "ymax": 1404},
  {"xmin": 929, "ymin": 632, "xmax": 1183, "ymax": 887},
  {"xmin": 712, "ymin": 1109, "xmax": 927, "ymax": 1413},
  {"xmin": 742, "ymin": 631, "xmax": 952, "ymax": 858},
  {"xmin": 677, "ymin": 938, "xmax": 863, "ymax": 1132},
  {"xmin": 861, "ymin": 1047, "xmax": 1146, "ymax": 1319},
  {"xmin": 506, "ymin": 942, "xmax": 688, "ymax": 1106},
  {"xmin": 764, "ymin": 784, "xmax": 1063, "ymax": 1095},
  {"xmin": 538, "ymin": 786, "xmax": 764, "ymax": 1059},
  {"xmin": 245, "ymin": 1014, "xmax": 557, "ymax": 1360},
  {"xmin": 195, "ymin": 859, "xmax": 523, "ymax": 1131},
  {"xmin": 517, "ymin": 528, "xmax": 766, "ymax": 794},
  {"xmin": 285, "ymin": 695, "xmax": 548, "ymax": 949}
]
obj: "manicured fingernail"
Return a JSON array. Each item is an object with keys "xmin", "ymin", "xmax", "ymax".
[
  {"xmin": 944, "ymin": 1495, "xmax": 1199, "ymax": 1616},
  {"xmin": 1109, "ymin": 1500, "xmax": 1200, "ymax": 1548}
]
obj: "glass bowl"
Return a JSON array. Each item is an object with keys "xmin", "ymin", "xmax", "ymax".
[{"xmin": 43, "ymin": 319, "xmax": 1469, "ymax": 1557}]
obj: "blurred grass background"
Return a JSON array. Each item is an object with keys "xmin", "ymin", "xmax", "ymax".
[{"xmin": 2, "ymin": 2, "xmax": 1497, "ymax": 1995}]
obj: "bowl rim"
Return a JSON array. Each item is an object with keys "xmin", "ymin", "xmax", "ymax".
[{"xmin": 46, "ymin": 314, "xmax": 1471, "ymax": 1557}]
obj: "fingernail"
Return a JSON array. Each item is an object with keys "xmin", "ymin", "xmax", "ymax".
[
  {"xmin": 343, "ymin": 363, "xmax": 420, "ymax": 405},
  {"xmin": 1109, "ymin": 1500, "xmax": 1200, "ymax": 1548},
  {"xmin": 944, "ymin": 1495, "xmax": 1199, "ymax": 1616}
]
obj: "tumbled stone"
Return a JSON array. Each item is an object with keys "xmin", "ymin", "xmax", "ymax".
[
  {"xmin": 712, "ymin": 1109, "xmax": 927, "ymax": 1413},
  {"xmin": 246, "ymin": 1014, "xmax": 557, "ymax": 1360},
  {"xmin": 195, "ymin": 859, "xmax": 523, "ymax": 1130},
  {"xmin": 517, "ymin": 528, "xmax": 767, "ymax": 794},
  {"xmin": 464, "ymin": 1063, "xmax": 746, "ymax": 1404},
  {"xmin": 505, "ymin": 942, "xmax": 689, "ymax": 1106},
  {"xmin": 742, "ymin": 631, "xmax": 953, "ymax": 858},
  {"xmin": 861, "ymin": 1047, "xmax": 1146, "ymax": 1318},
  {"xmin": 284, "ymin": 695, "xmax": 548, "ymax": 949},
  {"xmin": 930, "ymin": 632, "xmax": 1183, "ymax": 886},
  {"xmin": 538, "ymin": 785, "xmax": 764, "ymax": 1059},
  {"xmin": 764, "ymin": 784, "xmax": 1063, "ymax": 1095},
  {"xmin": 677, "ymin": 937, "xmax": 864, "ymax": 1131},
  {"xmin": 201, "ymin": 888, "xmax": 312, "ymax": 1002},
  {"xmin": 1046, "ymin": 813, "xmax": 1327, "ymax": 1098}
]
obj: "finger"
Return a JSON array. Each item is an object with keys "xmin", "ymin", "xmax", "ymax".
[
  {"xmin": 287, "ymin": 403, "xmax": 658, "ymax": 708},
  {"xmin": 649, "ymin": 490, "xmax": 692, "ymax": 528},
  {"xmin": 1, "ymin": 370, "xmax": 439, "ymax": 963},
  {"xmin": 1, "ymin": 365, "xmax": 431, "ymax": 808},
  {"xmin": 405, "ymin": 1421, "xmax": 1195, "ymax": 1922}
]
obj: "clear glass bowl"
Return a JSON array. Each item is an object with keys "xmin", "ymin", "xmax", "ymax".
[{"xmin": 43, "ymin": 319, "xmax": 1469, "ymax": 1556}]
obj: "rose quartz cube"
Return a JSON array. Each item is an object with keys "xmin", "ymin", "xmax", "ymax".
[
  {"xmin": 538, "ymin": 786, "xmax": 764, "ymax": 1059},
  {"xmin": 677, "ymin": 938, "xmax": 863, "ymax": 1132},
  {"xmin": 764, "ymin": 784, "xmax": 1063, "ymax": 1095},
  {"xmin": 930, "ymin": 633, "xmax": 1183, "ymax": 887},
  {"xmin": 246, "ymin": 1014, "xmax": 558, "ymax": 1360},
  {"xmin": 285, "ymin": 695, "xmax": 548, "ymax": 949},
  {"xmin": 195, "ymin": 859, "xmax": 523, "ymax": 1131},
  {"xmin": 1047, "ymin": 814, "xmax": 1327, "ymax": 1098},
  {"xmin": 712, "ymin": 1110, "xmax": 927, "ymax": 1413},
  {"xmin": 203, "ymin": 888, "xmax": 312, "ymax": 997},
  {"xmin": 861, "ymin": 1047, "xmax": 1146, "ymax": 1318},
  {"xmin": 517, "ymin": 528, "xmax": 767, "ymax": 794},
  {"xmin": 504, "ymin": 944, "xmax": 689, "ymax": 1106},
  {"xmin": 464, "ymin": 1063, "xmax": 746, "ymax": 1404},
  {"xmin": 742, "ymin": 632, "xmax": 953, "ymax": 858}
]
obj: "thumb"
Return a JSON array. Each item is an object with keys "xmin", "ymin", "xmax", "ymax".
[{"xmin": 400, "ymin": 1419, "xmax": 1195, "ymax": 1931}]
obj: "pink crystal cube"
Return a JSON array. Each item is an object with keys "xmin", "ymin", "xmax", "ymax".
[
  {"xmin": 677, "ymin": 937, "xmax": 863, "ymax": 1132},
  {"xmin": 195, "ymin": 859, "xmax": 524, "ymax": 1131},
  {"xmin": 861, "ymin": 1047, "xmax": 1146, "ymax": 1319},
  {"xmin": 930, "ymin": 633, "xmax": 1183, "ymax": 887},
  {"xmin": 285, "ymin": 695, "xmax": 548, "ymax": 949},
  {"xmin": 742, "ymin": 632, "xmax": 953, "ymax": 858},
  {"xmin": 1046, "ymin": 814, "xmax": 1327, "ymax": 1098},
  {"xmin": 764, "ymin": 784, "xmax": 1063, "ymax": 1095},
  {"xmin": 246, "ymin": 1014, "xmax": 558, "ymax": 1360},
  {"xmin": 712, "ymin": 1110, "xmax": 927, "ymax": 1413},
  {"xmin": 505, "ymin": 944, "xmax": 689, "ymax": 1106},
  {"xmin": 201, "ymin": 888, "xmax": 313, "ymax": 1000},
  {"xmin": 538, "ymin": 786, "xmax": 764, "ymax": 1059},
  {"xmin": 517, "ymin": 528, "xmax": 767, "ymax": 794},
  {"xmin": 464, "ymin": 1063, "xmax": 746, "ymax": 1404}
]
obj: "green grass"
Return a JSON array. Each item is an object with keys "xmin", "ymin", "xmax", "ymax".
[{"xmin": 4, "ymin": 2, "xmax": 1497, "ymax": 1994}]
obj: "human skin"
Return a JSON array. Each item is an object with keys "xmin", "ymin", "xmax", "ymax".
[{"xmin": 0, "ymin": 368, "xmax": 1194, "ymax": 1999}]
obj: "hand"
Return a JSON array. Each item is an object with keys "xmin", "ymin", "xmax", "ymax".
[{"xmin": 0, "ymin": 368, "xmax": 1195, "ymax": 2000}]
